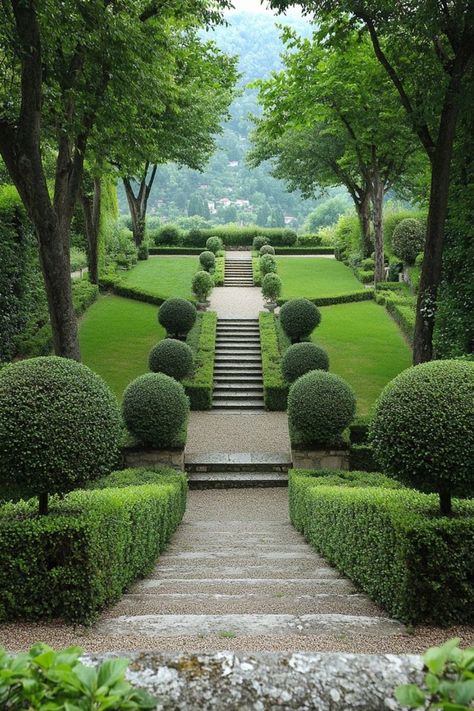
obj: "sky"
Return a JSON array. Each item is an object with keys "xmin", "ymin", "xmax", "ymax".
[{"xmin": 225, "ymin": 0, "xmax": 302, "ymax": 16}]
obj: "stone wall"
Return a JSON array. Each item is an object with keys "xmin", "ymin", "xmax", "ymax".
[
  {"xmin": 292, "ymin": 447, "xmax": 350, "ymax": 470},
  {"xmin": 121, "ymin": 446, "xmax": 185, "ymax": 471},
  {"xmin": 87, "ymin": 652, "xmax": 423, "ymax": 710}
]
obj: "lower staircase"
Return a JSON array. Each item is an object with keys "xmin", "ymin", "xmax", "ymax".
[{"xmin": 185, "ymin": 453, "xmax": 292, "ymax": 489}]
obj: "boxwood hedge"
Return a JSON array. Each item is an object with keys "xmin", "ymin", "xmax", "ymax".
[
  {"xmin": 183, "ymin": 312, "xmax": 217, "ymax": 409},
  {"xmin": 0, "ymin": 468, "xmax": 187, "ymax": 624},
  {"xmin": 259, "ymin": 313, "xmax": 288, "ymax": 410},
  {"xmin": 289, "ymin": 469, "xmax": 474, "ymax": 624}
]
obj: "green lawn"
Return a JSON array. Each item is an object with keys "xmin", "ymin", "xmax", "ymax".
[
  {"xmin": 119, "ymin": 256, "xmax": 198, "ymax": 300},
  {"xmin": 80, "ymin": 295, "xmax": 163, "ymax": 398},
  {"xmin": 276, "ymin": 256, "xmax": 364, "ymax": 299},
  {"xmin": 313, "ymin": 301, "xmax": 412, "ymax": 414}
]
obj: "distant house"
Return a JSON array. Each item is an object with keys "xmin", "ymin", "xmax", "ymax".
[
  {"xmin": 284, "ymin": 215, "xmax": 297, "ymax": 225},
  {"xmin": 228, "ymin": 160, "xmax": 239, "ymax": 168},
  {"xmin": 207, "ymin": 201, "xmax": 217, "ymax": 214},
  {"xmin": 235, "ymin": 199, "xmax": 250, "ymax": 209},
  {"xmin": 217, "ymin": 197, "xmax": 232, "ymax": 208}
]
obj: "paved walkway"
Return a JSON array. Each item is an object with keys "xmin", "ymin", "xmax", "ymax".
[{"xmin": 187, "ymin": 411, "xmax": 290, "ymax": 455}]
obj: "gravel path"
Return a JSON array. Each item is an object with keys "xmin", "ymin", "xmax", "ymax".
[
  {"xmin": 2, "ymin": 489, "xmax": 473, "ymax": 655},
  {"xmin": 186, "ymin": 412, "xmax": 290, "ymax": 454}
]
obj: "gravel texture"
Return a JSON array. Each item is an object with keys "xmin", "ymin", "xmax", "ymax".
[
  {"xmin": 209, "ymin": 287, "xmax": 264, "ymax": 319},
  {"xmin": 186, "ymin": 412, "xmax": 291, "ymax": 454}
]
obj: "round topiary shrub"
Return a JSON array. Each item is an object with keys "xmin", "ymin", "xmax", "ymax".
[
  {"xmin": 370, "ymin": 360, "xmax": 474, "ymax": 515},
  {"xmin": 148, "ymin": 338, "xmax": 194, "ymax": 380},
  {"xmin": 122, "ymin": 372, "xmax": 189, "ymax": 448},
  {"xmin": 288, "ymin": 370, "xmax": 356, "ymax": 445},
  {"xmin": 0, "ymin": 356, "xmax": 122, "ymax": 514},
  {"xmin": 260, "ymin": 244, "xmax": 275, "ymax": 256},
  {"xmin": 282, "ymin": 342, "xmax": 329, "ymax": 383},
  {"xmin": 192, "ymin": 270, "xmax": 214, "ymax": 302},
  {"xmin": 158, "ymin": 298, "xmax": 197, "ymax": 338},
  {"xmin": 260, "ymin": 253, "xmax": 277, "ymax": 276},
  {"xmin": 155, "ymin": 224, "xmax": 181, "ymax": 245},
  {"xmin": 253, "ymin": 235, "xmax": 269, "ymax": 251},
  {"xmin": 281, "ymin": 228, "xmax": 297, "ymax": 246},
  {"xmin": 199, "ymin": 250, "xmax": 216, "ymax": 272},
  {"xmin": 391, "ymin": 218, "xmax": 425, "ymax": 265},
  {"xmin": 262, "ymin": 273, "xmax": 282, "ymax": 302},
  {"xmin": 206, "ymin": 236, "xmax": 223, "ymax": 254},
  {"xmin": 280, "ymin": 298, "xmax": 321, "ymax": 342}
]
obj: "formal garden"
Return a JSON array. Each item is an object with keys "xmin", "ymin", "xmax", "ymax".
[{"xmin": 1, "ymin": 0, "xmax": 474, "ymax": 708}]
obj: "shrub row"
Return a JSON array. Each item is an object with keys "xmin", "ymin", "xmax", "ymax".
[
  {"xmin": 277, "ymin": 290, "xmax": 374, "ymax": 308},
  {"xmin": 183, "ymin": 312, "xmax": 217, "ymax": 409},
  {"xmin": 289, "ymin": 469, "xmax": 474, "ymax": 624},
  {"xmin": 378, "ymin": 294, "xmax": 416, "ymax": 345},
  {"xmin": 259, "ymin": 313, "xmax": 289, "ymax": 410},
  {"xmin": 185, "ymin": 226, "xmax": 297, "ymax": 247},
  {"xmin": 252, "ymin": 256, "xmax": 261, "ymax": 286},
  {"xmin": 100, "ymin": 275, "xmax": 168, "ymax": 306},
  {"xmin": 349, "ymin": 444, "xmax": 378, "ymax": 472},
  {"xmin": 0, "ymin": 468, "xmax": 187, "ymax": 624},
  {"xmin": 273, "ymin": 247, "xmax": 335, "ymax": 255},
  {"xmin": 214, "ymin": 256, "xmax": 225, "ymax": 286},
  {"xmin": 149, "ymin": 247, "xmax": 202, "ymax": 255}
]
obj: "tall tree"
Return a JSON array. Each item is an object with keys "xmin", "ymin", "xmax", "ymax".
[
  {"xmin": 271, "ymin": 0, "xmax": 474, "ymax": 362},
  {"xmin": 0, "ymin": 0, "xmax": 229, "ymax": 358}
]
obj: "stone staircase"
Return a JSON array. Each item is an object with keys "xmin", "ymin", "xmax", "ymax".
[
  {"xmin": 212, "ymin": 319, "xmax": 265, "ymax": 411},
  {"xmin": 185, "ymin": 452, "xmax": 291, "ymax": 489},
  {"xmin": 224, "ymin": 256, "xmax": 254, "ymax": 286}
]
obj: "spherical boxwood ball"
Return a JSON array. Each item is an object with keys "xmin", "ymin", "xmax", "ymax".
[
  {"xmin": 280, "ymin": 298, "xmax": 321, "ymax": 342},
  {"xmin": 206, "ymin": 236, "xmax": 223, "ymax": 254},
  {"xmin": 192, "ymin": 270, "xmax": 214, "ymax": 302},
  {"xmin": 282, "ymin": 342, "xmax": 329, "ymax": 383},
  {"xmin": 392, "ymin": 218, "xmax": 425, "ymax": 265},
  {"xmin": 123, "ymin": 372, "xmax": 189, "ymax": 448},
  {"xmin": 199, "ymin": 250, "xmax": 216, "ymax": 272},
  {"xmin": 148, "ymin": 338, "xmax": 194, "ymax": 380},
  {"xmin": 370, "ymin": 360, "xmax": 474, "ymax": 508},
  {"xmin": 253, "ymin": 235, "xmax": 269, "ymax": 251},
  {"xmin": 260, "ymin": 244, "xmax": 275, "ymax": 256},
  {"xmin": 0, "ymin": 356, "xmax": 122, "ymax": 496},
  {"xmin": 158, "ymin": 297, "xmax": 197, "ymax": 337},
  {"xmin": 262, "ymin": 272, "xmax": 282, "ymax": 302},
  {"xmin": 288, "ymin": 370, "xmax": 356, "ymax": 445},
  {"xmin": 260, "ymin": 253, "xmax": 277, "ymax": 276}
]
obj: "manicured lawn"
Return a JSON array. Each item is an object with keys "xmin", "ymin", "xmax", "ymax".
[
  {"xmin": 119, "ymin": 256, "xmax": 198, "ymax": 300},
  {"xmin": 80, "ymin": 295, "xmax": 163, "ymax": 398},
  {"xmin": 277, "ymin": 256, "xmax": 364, "ymax": 299},
  {"xmin": 313, "ymin": 301, "xmax": 412, "ymax": 414}
]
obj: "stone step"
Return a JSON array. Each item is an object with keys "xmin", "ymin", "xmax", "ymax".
[
  {"xmin": 216, "ymin": 344, "xmax": 261, "ymax": 350},
  {"xmin": 213, "ymin": 383, "xmax": 264, "ymax": 391},
  {"xmin": 96, "ymin": 613, "xmax": 404, "ymax": 638},
  {"xmin": 107, "ymin": 592, "xmax": 380, "ymax": 617},
  {"xmin": 213, "ymin": 392, "xmax": 264, "ymax": 401},
  {"xmin": 214, "ymin": 377, "xmax": 263, "ymax": 384},
  {"xmin": 214, "ymin": 355, "xmax": 262, "ymax": 362},
  {"xmin": 216, "ymin": 331, "xmax": 260, "ymax": 337},
  {"xmin": 213, "ymin": 364, "xmax": 262, "ymax": 370},
  {"xmin": 185, "ymin": 454, "xmax": 290, "ymax": 472},
  {"xmin": 148, "ymin": 564, "xmax": 344, "ymax": 580},
  {"xmin": 211, "ymin": 401, "xmax": 265, "ymax": 410},
  {"xmin": 188, "ymin": 472, "xmax": 286, "ymax": 489},
  {"xmin": 218, "ymin": 319, "xmax": 259, "ymax": 324},
  {"xmin": 132, "ymin": 578, "xmax": 356, "ymax": 595}
]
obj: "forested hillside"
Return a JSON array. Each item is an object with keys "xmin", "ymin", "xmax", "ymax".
[{"xmin": 117, "ymin": 12, "xmax": 322, "ymax": 229}]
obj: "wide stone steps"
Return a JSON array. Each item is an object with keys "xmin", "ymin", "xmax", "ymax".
[
  {"xmin": 132, "ymin": 578, "xmax": 357, "ymax": 595},
  {"xmin": 187, "ymin": 472, "xmax": 287, "ymax": 488},
  {"xmin": 224, "ymin": 257, "xmax": 254, "ymax": 287}
]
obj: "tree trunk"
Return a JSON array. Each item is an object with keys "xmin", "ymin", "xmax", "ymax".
[
  {"xmin": 81, "ymin": 177, "xmax": 102, "ymax": 284},
  {"xmin": 439, "ymin": 485, "xmax": 452, "ymax": 517},
  {"xmin": 38, "ymin": 492, "xmax": 49, "ymax": 516},
  {"xmin": 371, "ymin": 169, "xmax": 385, "ymax": 285},
  {"xmin": 357, "ymin": 192, "xmax": 373, "ymax": 258},
  {"xmin": 413, "ymin": 81, "xmax": 466, "ymax": 364},
  {"xmin": 123, "ymin": 163, "xmax": 157, "ymax": 247}
]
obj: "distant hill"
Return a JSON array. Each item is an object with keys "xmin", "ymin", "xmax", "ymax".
[{"xmin": 117, "ymin": 12, "xmax": 319, "ymax": 230}]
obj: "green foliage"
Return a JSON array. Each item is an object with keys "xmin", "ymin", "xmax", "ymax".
[
  {"xmin": 184, "ymin": 226, "xmax": 296, "ymax": 247},
  {"xmin": 349, "ymin": 444, "xmax": 377, "ymax": 472},
  {"xmin": 279, "ymin": 291, "xmax": 374, "ymax": 307},
  {"xmin": 0, "ymin": 357, "xmax": 122, "ymax": 504},
  {"xmin": 304, "ymin": 196, "xmax": 351, "ymax": 231},
  {"xmin": 288, "ymin": 370, "xmax": 356, "ymax": 446},
  {"xmin": 192, "ymin": 270, "xmax": 214, "ymax": 301},
  {"xmin": 261, "ymin": 272, "xmax": 282, "ymax": 302},
  {"xmin": 253, "ymin": 235, "xmax": 270, "ymax": 251},
  {"xmin": 260, "ymin": 244, "xmax": 275, "ymax": 255},
  {"xmin": 370, "ymin": 360, "xmax": 474, "ymax": 510},
  {"xmin": 259, "ymin": 313, "xmax": 289, "ymax": 410},
  {"xmin": 155, "ymin": 224, "xmax": 182, "ymax": 245},
  {"xmin": 206, "ymin": 236, "xmax": 223, "ymax": 254},
  {"xmin": 0, "ymin": 644, "xmax": 157, "ymax": 709},
  {"xmin": 383, "ymin": 209, "xmax": 426, "ymax": 255},
  {"xmin": 259, "ymin": 253, "xmax": 278, "ymax": 276},
  {"xmin": 158, "ymin": 297, "xmax": 197, "ymax": 337},
  {"xmin": 137, "ymin": 243, "xmax": 149, "ymax": 261},
  {"xmin": 0, "ymin": 469, "xmax": 187, "ymax": 623},
  {"xmin": 122, "ymin": 373, "xmax": 189, "ymax": 448},
  {"xmin": 288, "ymin": 469, "xmax": 474, "ymax": 624},
  {"xmin": 392, "ymin": 218, "xmax": 426, "ymax": 265},
  {"xmin": 148, "ymin": 338, "xmax": 194, "ymax": 381},
  {"xmin": 183, "ymin": 312, "xmax": 217, "ymax": 409},
  {"xmin": 252, "ymin": 256, "xmax": 262, "ymax": 286},
  {"xmin": 349, "ymin": 415, "xmax": 371, "ymax": 444},
  {"xmin": 396, "ymin": 638, "xmax": 474, "ymax": 710},
  {"xmin": 274, "ymin": 246, "xmax": 335, "ymax": 255},
  {"xmin": 282, "ymin": 341, "xmax": 329, "ymax": 382},
  {"xmin": 199, "ymin": 250, "xmax": 216, "ymax": 271},
  {"xmin": 280, "ymin": 298, "xmax": 321, "ymax": 341},
  {"xmin": 213, "ymin": 256, "xmax": 225, "ymax": 286},
  {"xmin": 70, "ymin": 246, "xmax": 88, "ymax": 272},
  {"xmin": 375, "ymin": 288, "xmax": 416, "ymax": 345}
]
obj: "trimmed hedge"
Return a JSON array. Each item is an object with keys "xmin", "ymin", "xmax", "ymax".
[
  {"xmin": 149, "ymin": 247, "xmax": 202, "ymax": 255},
  {"xmin": 259, "ymin": 312, "xmax": 288, "ymax": 410},
  {"xmin": 158, "ymin": 298, "xmax": 197, "ymax": 337},
  {"xmin": 252, "ymin": 256, "xmax": 262, "ymax": 286},
  {"xmin": 278, "ymin": 290, "xmax": 374, "ymax": 307},
  {"xmin": 185, "ymin": 226, "xmax": 297, "ymax": 247},
  {"xmin": 280, "ymin": 298, "xmax": 321, "ymax": 342},
  {"xmin": 192, "ymin": 270, "xmax": 214, "ymax": 302},
  {"xmin": 214, "ymin": 256, "xmax": 225, "ymax": 286},
  {"xmin": 349, "ymin": 415, "xmax": 371, "ymax": 444},
  {"xmin": 289, "ymin": 469, "xmax": 474, "ymax": 624},
  {"xmin": 376, "ymin": 289, "xmax": 416, "ymax": 345},
  {"xmin": 183, "ymin": 312, "xmax": 217, "ymax": 409},
  {"xmin": 0, "ymin": 468, "xmax": 187, "ymax": 623},
  {"xmin": 274, "ymin": 247, "xmax": 335, "ymax": 255},
  {"xmin": 281, "ymin": 342, "xmax": 329, "ymax": 383},
  {"xmin": 349, "ymin": 444, "xmax": 377, "ymax": 472},
  {"xmin": 100, "ymin": 275, "xmax": 168, "ymax": 306}
]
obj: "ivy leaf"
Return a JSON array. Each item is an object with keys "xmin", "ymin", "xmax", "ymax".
[{"xmin": 395, "ymin": 683, "xmax": 426, "ymax": 708}]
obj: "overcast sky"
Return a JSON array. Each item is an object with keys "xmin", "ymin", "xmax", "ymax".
[{"xmin": 225, "ymin": 0, "xmax": 302, "ymax": 16}]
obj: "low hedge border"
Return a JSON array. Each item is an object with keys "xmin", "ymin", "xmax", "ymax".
[
  {"xmin": 0, "ymin": 468, "xmax": 187, "ymax": 624},
  {"xmin": 149, "ymin": 247, "xmax": 202, "ymax": 255},
  {"xmin": 277, "ymin": 290, "xmax": 374, "ymax": 307},
  {"xmin": 274, "ymin": 247, "xmax": 335, "ymax": 255},
  {"xmin": 349, "ymin": 444, "xmax": 377, "ymax": 472},
  {"xmin": 252, "ymin": 257, "xmax": 261, "ymax": 286},
  {"xmin": 100, "ymin": 275, "xmax": 196, "ymax": 307},
  {"xmin": 259, "ymin": 312, "xmax": 288, "ymax": 410},
  {"xmin": 289, "ymin": 469, "xmax": 474, "ymax": 625},
  {"xmin": 375, "ymin": 289, "xmax": 415, "ymax": 345},
  {"xmin": 183, "ymin": 312, "xmax": 217, "ymax": 409},
  {"xmin": 214, "ymin": 256, "xmax": 225, "ymax": 286}
]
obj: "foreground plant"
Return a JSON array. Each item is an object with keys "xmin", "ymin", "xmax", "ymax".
[
  {"xmin": 396, "ymin": 638, "xmax": 474, "ymax": 710},
  {"xmin": 0, "ymin": 644, "xmax": 156, "ymax": 710}
]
